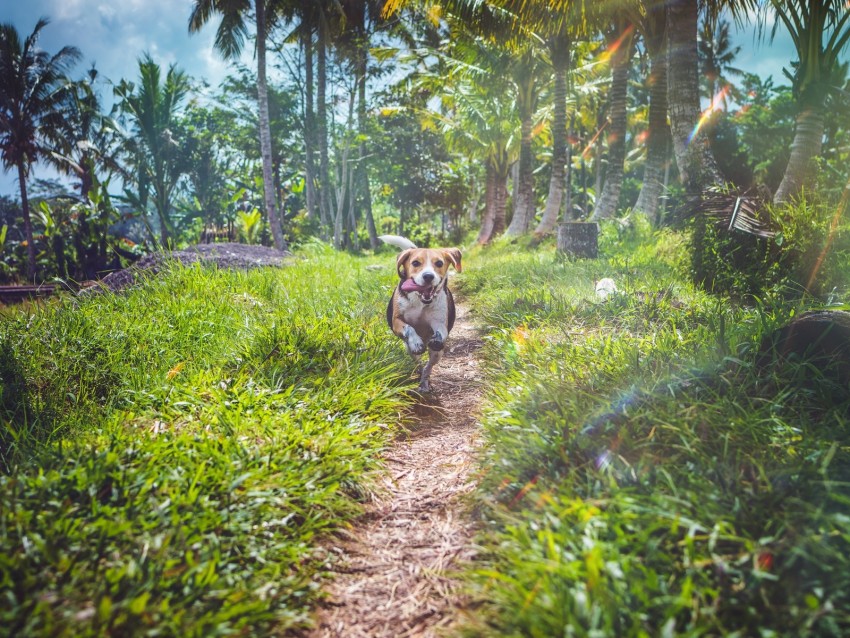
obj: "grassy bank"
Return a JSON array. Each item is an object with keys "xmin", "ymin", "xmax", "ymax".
[
  {"xmin": 0, "ymin": 249, "xmax": 413, "ymax": 636},
  {"xmin": 460, "ymin": 228, "xmax": 850, "ymax": 636}
]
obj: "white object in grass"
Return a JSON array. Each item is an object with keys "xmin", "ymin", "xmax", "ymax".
[{"xmin": 595, "ymin": 278, "xmax": 618, "ymax": 300}]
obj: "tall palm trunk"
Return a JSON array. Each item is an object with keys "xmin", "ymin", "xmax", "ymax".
[
  {"xmin": 317, "ymin": 9, "xmax": 331, "ymax": 230},
  {"xmin": 634, "ymin": 21, "xmax": 669, "ymax": 220},
  {"xmin": 255, "ymin": 0, "xmax": 286, "ymax": 251},
  {"xmin": 17, "ymin": 162, "xmax": 36, "ymax": 280},
  {"xmin": 773, "ymin": 105, "xmax": 825, "ymax": 204},
  {"xmin": 477, "ymin": 166, "xmax": 496, "ymax": 244},
  {"xmin": 535, "ymin": 38, "xmax": 570, "ymax": 236},
  {"xmin": 506, "ymin": 76, "xmax": 536, "ymax": 236},
  {"xmin": 493, "ymin": 167, "xmax": 508, "ymax": 237},
  {"xmin": 302, "ymin": 15, "xmax": 318, "ymax": 220},
  {"xmin": 478, "ymin": 149, "xmax": 509, "ymax": 243},
  {"xmin": 666, "ymin": 0, "xmax": 723, "ymax": 193},
  {"xmin": 593, "ymin": 28, "xmax": 635, "ymax": 220},
  {"xmin": 357, "ymin": 32, "xmax": 379, "ymax": 249}
]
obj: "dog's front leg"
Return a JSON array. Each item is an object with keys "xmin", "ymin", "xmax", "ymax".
[
  {"xmin": 392, "ymin": 316, "xmax": 426, "ymax": 357},
  {"xmin": 427, "ymin": 320, "xmax": 449, "ymax": 352}
]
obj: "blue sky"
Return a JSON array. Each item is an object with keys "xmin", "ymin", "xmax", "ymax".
[{"xmin": 0, "ymin": 0, "xmax": 812, "ymax": 198}]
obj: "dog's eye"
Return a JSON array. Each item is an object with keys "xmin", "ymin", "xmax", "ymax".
[
  {"xmin": 435, "ymin": 260, "xmax": 444, "ymax": 268},
  {"xmin": 412, "ymin": 260, "xmax": 421, "ymax": 267}
]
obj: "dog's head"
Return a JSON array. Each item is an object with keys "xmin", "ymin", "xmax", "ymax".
[{"xmin": 397, "ymin": 247, "xmax": 462, "ymax": 303}]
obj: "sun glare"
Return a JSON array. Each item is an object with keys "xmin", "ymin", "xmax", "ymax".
[{"xmin": 688, "ymin": 85, "xmax": 731, "ymax": 145}]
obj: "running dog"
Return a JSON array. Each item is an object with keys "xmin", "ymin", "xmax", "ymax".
[{"xmin": 380, "ymin": 235, "xmax": 462, "ymax": 392}]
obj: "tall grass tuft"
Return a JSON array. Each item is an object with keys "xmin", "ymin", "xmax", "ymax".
[{"xmin": 0, "ymin": 252, "xmax": 413, "ymax": 635}]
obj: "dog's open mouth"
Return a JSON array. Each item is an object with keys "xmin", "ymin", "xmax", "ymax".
[
  {"xmin": 401, "ymin": 278, "xmax": 436, "ymax": 303},
  {"xmin": 417, "ymin": 286, "xmax": 436, "ymax": 303}
]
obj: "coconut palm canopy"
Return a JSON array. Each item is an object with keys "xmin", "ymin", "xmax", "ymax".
[{"xmin": 0, "ymin": 0, "xmax": 846, "ymax": 280}]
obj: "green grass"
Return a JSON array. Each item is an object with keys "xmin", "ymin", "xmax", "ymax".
[
  {"xmin": 459, "ymin": 229, "xmax": 850, "ymax": 637},
  {"xmin": 0, "ymin": 250, "xmax": 414, "ymax": 636}
]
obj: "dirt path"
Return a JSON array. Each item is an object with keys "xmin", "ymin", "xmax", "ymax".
[{"xmin": 309, "ymin": 304, "xmax": 483, "ymax": 638}]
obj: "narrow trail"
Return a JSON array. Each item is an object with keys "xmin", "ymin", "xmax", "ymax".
[{"xmin": 309, "ymin": 304, "xmax": 483, "ymax": 638}]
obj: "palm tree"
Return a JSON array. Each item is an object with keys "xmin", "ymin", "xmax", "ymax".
[
  {"xmin": 505, "ymin": 46, "xmax": 544, "ymax": 236},
  {"xmin": 189, "ymin": 0, "xmax": 288, "ymax": 251},
  {"xmin": 317, "ymin": 4, "xmax": 332, "ymax": 230},
  {"xmin": 47, "ymin": 67, "xmax": 116, "ymax": 201},
  {"xmin": 698, "ymin": 17, "xmax": 744, "ymax": 105},
  {"xmin": 114, "ymin": 55, "xmax": 191, "ymax": 247},
  {"xmin": 418, "ymin": 56, "xmax": 518, "ymax": 243},
  {"xmin": 0, "ymin": 18, "xmax": 80, "ymax": 279},
  {"xmin": 47, "ymin": 67, "xmax": 120, "ymax": 277},
  {"xmin": 591, "ymin": 20, "xmax": 636, "ymax": 220},
  {"xmin": 534, "ymin": 30, "xmax": 572, "ymax": 235},
  {"xmin": 633, "ymin": 2, "xmax": 670, "ymax": 221},
  {"xmin": 335, "ymin": 0, "xmax": 387, "ymax": 250},
  {"xmin": 768, "ymin": 0, "xmax": 850, "ymax": 204},
  {"xmin": 299, "ymin": 4, "xmax": 319, "ymax": 221},
  {"xmin": 666, "ymin": 0, "xmax": 725, "ymax": 193},
  {"xmin": 387, "ymin": 0, "xmax": 538, "ymax": 241},
  {"xmin": 521, "ymin": 0, "xmax": 596, "ymax": 235}
]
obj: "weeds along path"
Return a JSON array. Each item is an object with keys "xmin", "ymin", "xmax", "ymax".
[{"xmin": 308, "ymin": 303, "xmax": 483, "ymax": 638}]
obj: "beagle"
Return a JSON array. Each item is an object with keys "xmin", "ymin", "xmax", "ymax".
[{"xmin": 379, "ymin": 235, "xmax": 462, "ymax": 392}]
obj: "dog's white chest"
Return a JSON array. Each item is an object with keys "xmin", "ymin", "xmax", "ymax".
[{"xmin": 398, "ymin": 291, "xmax": 448, "ymax": 337}]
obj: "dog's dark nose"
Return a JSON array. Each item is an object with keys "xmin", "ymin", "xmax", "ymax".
[{"xmin": 422, "ymin": 272, "xmax": 435, "ymax": 283}]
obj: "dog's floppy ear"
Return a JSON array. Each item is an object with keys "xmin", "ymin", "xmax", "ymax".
[
  {"xmin": 442, "ymin": 248, "xmax": 463, "ymax": 272},
  {"xmin": 397, "ymin": 248, "xmax": 414, "ymax": 279}
]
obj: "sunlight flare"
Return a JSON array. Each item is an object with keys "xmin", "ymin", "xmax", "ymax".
[
  {"xmin": 806, "ymin": 179, "xmax": 850, "ymax": 290},
  {"xmin": 598, "ymin": 24, "xmax": 636, "ymax": 65},
  {"xmin": 688, "ymin": 85, "xmax": 731, "ymax": 145}
]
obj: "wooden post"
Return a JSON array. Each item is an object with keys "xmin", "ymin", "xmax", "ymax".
[{"xmin": 557, "ymin": 222, "xmax": 598, "ymax": 258}]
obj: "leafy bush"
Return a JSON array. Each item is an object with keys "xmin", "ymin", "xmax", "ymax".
[{"xmin": 689, "ymin": 192, "xmax": 850, "ymax": 300}]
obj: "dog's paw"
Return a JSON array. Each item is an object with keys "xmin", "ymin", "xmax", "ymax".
[
  {"xmin": 428, "ymin": 331, "xmax": 445, "ymax": 351},
  {"xmin": 403, "ymin": 327, "xmax": 426, "ymax": 356}
]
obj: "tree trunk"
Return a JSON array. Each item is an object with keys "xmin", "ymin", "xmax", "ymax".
[
  {"xmin": 357, "ymin": 32, "xmax": 379, "ymax": 249},
  {"xmin": 506, "ymin": 73, "xmax": 537, "ymax": 236},
  {"xmin": 634, "ymin": 20, "xmax": 669, "ymax": 220},
  {"xmin": 255, "ymin": 0, "xmax": 287, "ymax": 251},
  {"xmin": 468, "ymin": 173, "xmax": 481, "ymax": 224},
  {"xmin": 477, "ymin": 163, "xmax": 496, "ymax": 244},
  {"xmin": 666, "ymin": 0, "xmax": 723, "ymax": 193},
  {"xmin": 594, "ymin": 116, "xmax": 604, "ymax": 200},
  {"xmin": 773, "ymin": 105, "xmax": 825, "ymax": 205},
  {"xmin": 17, "ymin": 162, "xmax": 36, "ymax": 281},
  {"xmin": 303, "ymin": 14, "xmax": 318, "ymax": 220},
  {"xmin": 156, "ymin": 195, "xmax": 171, "ymax": 247},
  {"xmin": 592, "ymin": 27, "xmax": 635, "ymax": 220},
  {"xmin": 580, "ymin": 131, "xmax": 588, "ymax": 217},
  {"xmin": 493, "ymin": 163, "xmax": 508, "ymax": 237},
  {"xmin": 535, "ymin": 38, "xmax": 571, "ymax": 236},
  {"xmin": 317, "ymin": 8, "xmax": 331, "ymax": 230},
  {"xmin": 334, "ymin": 157, "xmax": 348, "ymax": 250}
]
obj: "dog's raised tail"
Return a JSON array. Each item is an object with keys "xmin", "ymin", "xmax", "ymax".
[{"xmin": 378, "ymin": 235, "xmax": 417, "ymax": 250}]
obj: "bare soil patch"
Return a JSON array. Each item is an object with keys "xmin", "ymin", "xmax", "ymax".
[{"xmin": 308, "ymin": 304, "xmax": 483, "ymax": 637}]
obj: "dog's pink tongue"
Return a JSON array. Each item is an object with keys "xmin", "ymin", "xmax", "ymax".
[{"xmin": 401, "ymin": 278, "xmax": 427, "ymax": 292}]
